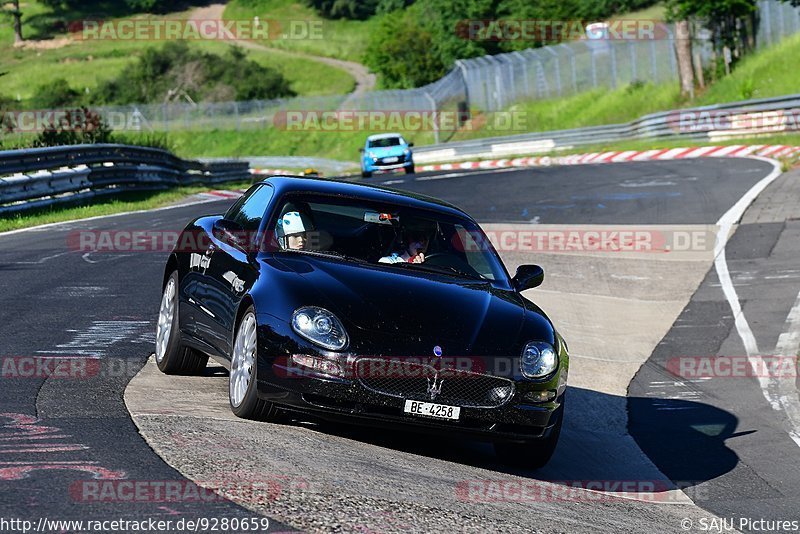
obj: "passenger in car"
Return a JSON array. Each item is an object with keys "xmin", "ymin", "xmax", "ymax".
[
  {"xmin": 379, "ymin": 229, "xmax": 429, "ymax": 264},
  {"xmin": 276, "ymin": 210, "xmax": 314, "ymax": 250}
]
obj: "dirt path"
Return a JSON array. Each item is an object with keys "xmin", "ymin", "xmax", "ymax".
[{"xmin": 190, "ymin": 3, "xmax": 375, "ymax": 96}]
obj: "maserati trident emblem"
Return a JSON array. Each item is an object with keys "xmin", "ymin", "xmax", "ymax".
[
  {"xmin": 427, "ymin": 373, "xmax": 443, "ymax": 400},
  {"xmin": 433, "ymin": 345, "xmax": 443, "ymax": 357}
]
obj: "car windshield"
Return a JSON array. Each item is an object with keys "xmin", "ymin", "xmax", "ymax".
[
  {"xmin": 270, "ymin": 196, "xmax": 506, "ymax": 282},
  {"xmin": 368, "ymin": 137, "xmax": 403, "ymax": 148}
]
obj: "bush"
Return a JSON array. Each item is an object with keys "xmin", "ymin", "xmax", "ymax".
[
  {"xmin": 93, "ymin": 42, "xmax": 295, "ymax": 105},
  {"xmin": 31, "ymin": 107, "xmax": 113, "ymax": 147},
  {"xmin": 364, "ymin": 7, "xmax": 447, "ymax": 88},
  {"xmin": 30, "ymin": 79, "xmax": 81, "ymax": 109}
]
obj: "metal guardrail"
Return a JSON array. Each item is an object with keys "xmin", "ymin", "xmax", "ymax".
[
  {"xmin": 413, "ymin": 93, "xmax": 800, "ymax": 163},
  {"xmin": 0, "ymin": 144, "xmax": 251, "ymax": 215}
]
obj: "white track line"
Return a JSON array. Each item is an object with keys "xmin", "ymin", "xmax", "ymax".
[
  {"xmin": 713, "ymin": 156, "xmax": 800, "ymax": 448},
  {"xmin": 773, "ymin": 289, "xmax": 800, "ymax": 446}
]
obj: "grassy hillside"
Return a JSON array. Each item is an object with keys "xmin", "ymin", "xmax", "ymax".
[
  {"xmin": 0, "ymin": 2, "xmax": 355, "ymax": 103},
  {"xmin": 223, "ymin": 0, "xmax": 376, "ymax": 61}
]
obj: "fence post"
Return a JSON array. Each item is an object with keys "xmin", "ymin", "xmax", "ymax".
[
  {"xmin": 512, "ymin": 52, "xmax": 529, "ymax": 99},
  {"xmin": 629, "ymin": 41, "xmax": 637, "ymax": 81},
  {"xmin": 559, "ymin": 44, "xmax": 578, "ymax": 94},
  {"xmin": 455, "ymin": 59, "xmax": 472, "ymax": 113},
  {"xmin": 423, "ymin": 91, "xmax": 439, "ymax": 144},
  {"xmin": 763, "ymin": 0, "xmax": 772, "ymax": 46},
  {"xmin": 650, "ymin": 39, "xmax": 658, "ymax": 81},
  {"xmin": 610, "ymin": 43, "xmax": 618, "ymax": 88},
  {"xmin": 544, "ymin": 47, "xmax": 561, "ymax": 96}
]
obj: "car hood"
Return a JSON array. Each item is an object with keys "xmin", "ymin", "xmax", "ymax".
[{"xmin": 272, "ymin": 255, "xmax": 549, "ymax": 355}]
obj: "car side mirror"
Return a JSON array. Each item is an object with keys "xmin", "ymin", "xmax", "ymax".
[
  {"xmin": 359, "ymin": 148, "xmax": 365, "ymax": 153},
  {"xmin": 512, "ymin": 264, "xmax": 544, "ymax": 292},
  {"xmin": 213, "ymin": 218, "xmax": 245, "ymax": 249},
  {"xmin": 408, "ymin": 142, "xmax": 414, "ymax": 147}
]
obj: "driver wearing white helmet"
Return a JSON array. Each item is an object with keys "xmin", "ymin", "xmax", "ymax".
[{"xmin": 276, "ymin": 210, "xmax": 314, "ymax": 250}]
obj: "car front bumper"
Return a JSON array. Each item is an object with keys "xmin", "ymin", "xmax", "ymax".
[
  {"xmin": 363, "ymin": 155, "xmax": 413, "ymax": 172},
  {"xmin": 254, "ymin": 319, "xmax": 566, "ymax": 443}
]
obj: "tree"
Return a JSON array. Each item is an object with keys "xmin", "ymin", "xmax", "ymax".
[
  {"xmin": 9, "ymin": 0, "xmax": 23, "ymax": 44},
  {"xmin": 665, "ymin": 0, "xmax": 758, "ymax": 89},
  {"xmin": 364, "ymin": 8, "xmax": 446, "ymax": 88},
  {"xmin": 673, "ymin": 20, "xmax": 695, "ymax": 98}
]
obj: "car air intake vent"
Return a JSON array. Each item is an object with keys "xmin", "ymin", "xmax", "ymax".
[{"xmin": 354, "ymin": 358, "xmax": 515, "ymax": 409}]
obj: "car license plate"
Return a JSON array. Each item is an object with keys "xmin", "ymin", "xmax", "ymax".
[
  {"xmin": 404, "ymin": 400, "xmax": 460, "ymax": 420},
  {"xmin": 383, "ymin": 157, "xmax": 398, "ymax": 163}
]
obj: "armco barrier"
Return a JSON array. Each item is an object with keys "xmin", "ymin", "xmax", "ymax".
[
  {"xmin": 413, "ymin": 93, "xmax": 800, "ymax": 164},
  {"xmin": 0, "ymin": 144, "xmax": 250, "ymax": 215}
]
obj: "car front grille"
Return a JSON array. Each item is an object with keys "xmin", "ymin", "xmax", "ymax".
[
  {"xmin": 378, "ymin": 155, "xmax": 405, "ymax": 164},
  {"xmin": 354, "ymin": 358, "xmax": 515, "ymax": 408}
]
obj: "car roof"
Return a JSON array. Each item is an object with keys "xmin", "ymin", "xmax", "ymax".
[
  {"xmin": 259, "ymin": 176, "xmax": 468, "ymax": 218},
  {"xmin": 366, "ymin": 133, "xmax": 404, "ymax": 141}
]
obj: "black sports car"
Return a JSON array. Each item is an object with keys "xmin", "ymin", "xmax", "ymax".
[{"xmin": 156, "ymin": 176, "xmax": 568, "ymax": 468}]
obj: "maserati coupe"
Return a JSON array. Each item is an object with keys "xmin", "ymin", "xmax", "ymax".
[{"xmin": 155, "ymin": 176, "xmax": 568, "ymax": 468}]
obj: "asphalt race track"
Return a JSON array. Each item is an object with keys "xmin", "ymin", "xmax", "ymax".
[{"xmin": 1, "ymin": 157, "xmax": 799, "ymax": 533}]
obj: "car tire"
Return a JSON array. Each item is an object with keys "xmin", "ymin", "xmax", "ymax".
[
  {"xmin": 405, "ymin": 165, "xmax": 415, "ymax": 175},
  {"xmin": 361, "ymin": 170, "xmax": 372, "ymax": 178},
  {"xmin": 493, "ymin": 402, "xmax": 563, "ymax": 469},
  {"xmin": 229, "ymin": 306, "xmax": 283, "ymax": 422},
  {"xmin": 155, "ymin": 271, "xmax": 208, "ymax": 375}
]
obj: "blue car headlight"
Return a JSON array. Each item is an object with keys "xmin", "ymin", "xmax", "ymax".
[
  {"xmin": 291, "ymin": 306, "xmax": 349, "ymax": 351},
  {"xmin": 520, "ymin": 341, "xmax": 558, "ymax": 379}
]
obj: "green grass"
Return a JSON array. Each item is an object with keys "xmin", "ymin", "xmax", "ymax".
[
  {"xmin": 0, "ymin": 180, "xmax": 256, "ymax": 233},
  {"xmin": 165, "ymin": 127, "xmax": 435, "ymax": 162},
  {"xmin": 223, "ymin": 0, "xmax": 376, "ymax": 62},
  {"xmin": 0, "ymin": 2, "xmax": 354, "ymax": 103}
]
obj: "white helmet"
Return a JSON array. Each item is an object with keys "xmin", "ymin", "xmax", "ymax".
[{"xmin": 276, "ymin": 211, "xmax": 313, "ymax": 248}]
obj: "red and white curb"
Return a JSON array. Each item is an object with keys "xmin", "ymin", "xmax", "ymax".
[
  {"xmin": 214, "ymin": 144, "xmax": 800, "ymax": 196},
  {"xmin": 417, "ymin": 144, "xmax": 800, "ymax": 172}
]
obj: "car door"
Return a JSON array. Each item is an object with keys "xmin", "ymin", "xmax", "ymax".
[{"xmin": 197, "ymin": 183, "xmax": 274, "ymax": 358}]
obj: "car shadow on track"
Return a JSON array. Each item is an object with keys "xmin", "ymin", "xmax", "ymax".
[{"xmin": 277, "ymin": 385, "xmax": 740, "ymax": 493}]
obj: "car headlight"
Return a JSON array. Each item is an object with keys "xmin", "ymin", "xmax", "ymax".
[
  {"xmin": 291, "ymin": 306, "xmax": 349, "ymax": 351},
  {"xmin": 520, "ymin": 341, "xmax": 557, "ymax": 379}
]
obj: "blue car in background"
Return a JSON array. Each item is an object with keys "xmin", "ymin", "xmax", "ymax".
[{"xmin": 360, "ymin": 133, "xmax": 414, "ymax": 178}]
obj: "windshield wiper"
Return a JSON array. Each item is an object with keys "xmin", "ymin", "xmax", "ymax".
[{"xmin": 391, "ymin": 261, "xmax": 484, "ymax": 281}]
